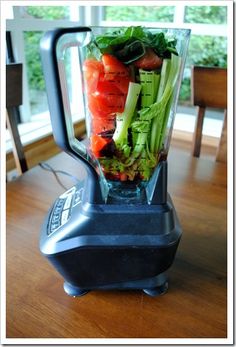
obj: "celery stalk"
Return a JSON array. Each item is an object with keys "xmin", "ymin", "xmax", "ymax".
[
  {"xmin": 154, "ymin": 74, "xmax": 160, "ymax": 101},
  {"xmin": 126, "ymin": 70, "xmax": 160, "ymax": 164},
  {"xmin": 155, "ymin": 54, "xmax": 181, "ymax": 152},
  {"xmin": 103, "ymin": 54, "xmax": 181, "ymax": 181},
  {"xmin": 150, "ymin": 59, "xmax": 171, "ymax": 153},
  {"xmin": 150, "ymin": 53, "xmax": 181, "ymax": 154},
  {"xmin": 157, "ymin": 90, "xmax": 174, "ymax": 150},
  {"xmin": 156, "ymin": 59, "xmax": 171, "ymax": 101},
  {"xmin": 139, "ymin": 70, "xmax": 159, "ymax": 108},
  {"xmin": 113, "ymin": 82, "xmax": 141, "ymax": 153}
]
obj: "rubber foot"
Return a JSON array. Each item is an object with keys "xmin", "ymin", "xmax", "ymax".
[
  {"xmin": 143, "ymin": 281, "xmax": 168, "ymax": 297},
  {"xmin": 63, "ymin": 282, "xmax": 89, "ymax": 297}
]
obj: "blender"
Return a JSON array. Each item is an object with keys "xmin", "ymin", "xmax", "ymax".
[{"xmin": 40, "ymin": 26, "xmax": 190, "ymax": 297}]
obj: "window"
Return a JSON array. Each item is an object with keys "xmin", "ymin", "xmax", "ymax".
[
  {"xmin": 6, "ymin": 4, "xmax": 228, "ymax": 145},
  {"xmin": 6, "ymin": 5, "xmax": 82, "ymax": 124}
]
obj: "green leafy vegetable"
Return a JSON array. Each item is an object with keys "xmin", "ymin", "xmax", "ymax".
[
  {"xmin": 114, "ymin": 40, "xmax": 146, "ymax": 64},
  {"xmin": 93, "ymin": 26, "xmax": 178, "ymax": 64}
]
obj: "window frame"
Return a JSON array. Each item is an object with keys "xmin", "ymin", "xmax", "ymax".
[
  {"xmin": 6, "ymin": 5, "xmax": 227, "ymax": 123},
  {"xmin": 5, "ymin": 4, "xmax": 228, "ymax": 152}
]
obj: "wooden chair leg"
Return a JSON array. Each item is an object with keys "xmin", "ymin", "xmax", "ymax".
[
  {"xmin": 192, "ymin": 106, "xmax": 205, "ymax": 157},
  {"xmin": 216, "ymin": 110, "xmax": 227, "ymax": 163},
  {"xmin": 6, "ymin": 108, "xmax": 28, "ymax": 174}
]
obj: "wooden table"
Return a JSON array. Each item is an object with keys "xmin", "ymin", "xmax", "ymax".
[{"xmin": 6, "ymin": 146, "xmax": 227, "ymax": 339}]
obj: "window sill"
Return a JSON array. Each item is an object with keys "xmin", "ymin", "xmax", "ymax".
[
  {"xmin": 6, "ymin": 111, "xmax": 85, "ymax": 154},
  {"xmin": 6, "ymin": 112, "xmax": 86, "ymax": 173}
]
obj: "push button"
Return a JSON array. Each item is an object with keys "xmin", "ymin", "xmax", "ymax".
[
  {"xmin": 61, "ymin": 209, "xmax": 70, "ymax": 225},
  {"xmin": 55, "ymin": 207, "xmax": 62, "ymax": 214},
  {"xmin": 52, "ymin": 214, "xmax": 60, "ymax": 223},
  {"xmin": 57, "ymin": 199, "xmax": 64, "ymax": 208},
  {"xmin": 50, "ymin": 221, "xmax": 60, "ymax": 232},
  {"xmin": 73, "ymin": 188, "xmax": 83, "ymax": 206},
  {"xmin": 64, "ymin": 194, "xmax": 73, "ymax": 210}
]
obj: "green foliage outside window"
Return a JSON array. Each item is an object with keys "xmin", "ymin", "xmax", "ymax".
[
  {"xmin": 24, "ymin": 31, "xmax": 45, "ymax": 91},
  {"xmin": 24, "ymin": 7, "xmax": 70, "ymax": 93},
  {"xmin": 26, "ymin": 6, "xmax": 70, "ymax": 20},
  {"xmin": 185, "ymin": 6, "xmax": 227, "ymax": 24},
  {"xmin": 105, "ymin": 6, "xmax": 175, "ymax": 22},
  {"xmin": 188, "ymin": 35, "xmax": 227, "ymax": 67},
  {"xmin": 180, "ymin": 35, "xmax": 227, "ymax": 102}
]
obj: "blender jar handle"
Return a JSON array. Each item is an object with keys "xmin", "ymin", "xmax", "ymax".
[{"xmin": 40, "ymin": 27, "xmax": 105, "ymax": 203}]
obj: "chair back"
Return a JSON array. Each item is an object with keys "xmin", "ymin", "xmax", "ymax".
[
  {"xmin": 191, "ymin": 66, "xmax": 227, "ymax": 162},
  {"xmin": 6, "ymin": 63, "xmax": 28, "ymax": 174},
  {"xmin": 191, "ymin": 66, "xmax": 227, "ymax": 108},
  {"xmin": 6, "ymin": 63, "xmax": 23, "ymax": 108}
]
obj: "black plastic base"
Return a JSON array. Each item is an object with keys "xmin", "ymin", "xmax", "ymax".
[
  {"xmin": 41, "ymin": 161, "xmax": 182, "ymax": 298},
  {"xmin": 63, "ymin": 282, "xmax": 89, "ymax": 297},
  {"xmin": 63, "ymin": 272, "xmax": 168, "ymax": 298},
  {"xmin": 143, "ymin": 282, "xmax": 168, "ymax": 297}
]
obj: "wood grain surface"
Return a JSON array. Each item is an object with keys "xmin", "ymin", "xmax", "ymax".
[{"xmin": 6, "ymin": 145, "xmax": 227, "ymax": 339}]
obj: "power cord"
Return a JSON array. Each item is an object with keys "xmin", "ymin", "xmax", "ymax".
[{"xmin": 39, "ymin": 162, "xmax": 80, "ymax": 191}]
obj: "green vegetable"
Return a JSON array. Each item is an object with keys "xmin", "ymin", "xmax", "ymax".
[
  {"xmin": 150, "ymin": 59, "xmax": 171, "ymax": 153},
  {"xmin": 139, "ymin": 69, "xmax": 160, "ymax": 108},
  {"xmin": 114, "ymin": 40, "xmax": 146, "ymax": 64},
  {"xmin": 150, "ymin": 53, "xmax": 181, "ymax": 153},
  {"xmin": 112, "ymin": 82, "xmax": 142, "ymax": 156},
  {"xmin": 93, "ymin": 26, "xmax": 178, "ymax": 64},
  {"xmin": 128, "ymin": 53, "xmax": 181, "ymax": 166},
  {"xmin": 156, "ymin": 59, "xmax": 171, "ymax": 101}
]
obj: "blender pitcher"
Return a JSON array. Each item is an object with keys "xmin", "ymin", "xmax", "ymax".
[{"xmin": 40, "ymin": 26, "xmax": 190, "ymax": 297}]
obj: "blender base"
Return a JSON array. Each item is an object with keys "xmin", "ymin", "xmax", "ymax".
[
  {"xmin": 63, "ymin": 272, "xmax": 168, "ymax": 297},
  {"xmin": 41, "ymin": 166, "xmax": 182, "ymax": 299},
  {"xmin": 143, "ymin": 282, "xmax": 168, "ymax": 297},
  {"xmin": 63, "ymin": 282, "xmax": 89, "ymax": 297}
]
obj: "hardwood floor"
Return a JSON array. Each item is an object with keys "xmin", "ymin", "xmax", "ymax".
[{"xmin": 171, "ymin": 129, "xmax": 220, "ymax": 159}]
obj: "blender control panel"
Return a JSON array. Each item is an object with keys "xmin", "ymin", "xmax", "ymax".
[{"xmin": 47, "ymin": 186, "xmax": 83, "ymax": 235}]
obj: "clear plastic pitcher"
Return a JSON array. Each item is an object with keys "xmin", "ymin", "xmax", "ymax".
[{"xmin": 41, "ymin": 26, "xmax": 190, "ymax": 202}]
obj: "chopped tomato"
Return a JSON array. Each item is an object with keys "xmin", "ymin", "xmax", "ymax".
[
  {"xmin": 83, "ymin": 59, "xmax": 104, "ymax": 73},
  {"xmin": 84, "ymin": 56, "xmax": 131, "ymax": 136},
  {"xmin": 90, "ymin": 134, "xmax": 115, "ymax": 158},
  {"xmin": 83, "ymin": 59, "xmax": 104, "ymax": 93},
  {"xmin": 88, "ymin": 94, "xmax": 108, "ymax": 118},
  {"xmin": 113, "ymin": 77, "xmax": 131, "ymax": 95},
  {"xmin": 92, "ymin": 116, "xmax": 115, "ymax": 134},
  {"xmin": 134, "ymin": 48, "xmax": 163, "ymax": 70},
  {"xmin": 102, "ymin": 54, "xmax": 129, "ymax": 80},
  {"xmin": 120, "ymin": 173, "xmax": 127, "ymax": 181},
  {"xmin": 90, "ymin": 134, "xmax": 108, "ymax": 158},
  {"xmin": 88, "ymin": 80, "xmax": 126, "ymax": 117}
]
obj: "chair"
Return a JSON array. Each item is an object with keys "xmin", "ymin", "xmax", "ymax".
[
  {"xmin": 191, "ymin": 66, "xmax": 227, "ymax": 162},
  {"xmin": 6, "ymin": 63, "xmax": 28, "ymax": 174}
]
